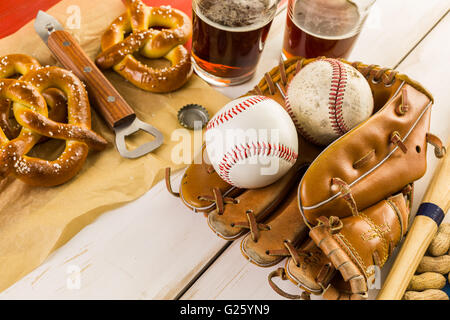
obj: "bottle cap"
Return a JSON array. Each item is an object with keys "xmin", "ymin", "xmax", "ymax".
[{"xmin": 177, "ymin": 104, "xmax": 209, "ymax": 130}]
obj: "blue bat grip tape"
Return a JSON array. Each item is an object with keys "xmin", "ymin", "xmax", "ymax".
[{"xmin": 416, "ymin": 202, "xmax": 445, "ymax": 226}]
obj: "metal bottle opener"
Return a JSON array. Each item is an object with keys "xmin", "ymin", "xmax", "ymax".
[{"xmin": 34, "ymin": 11, "xmax": 163, "ymax": 159}]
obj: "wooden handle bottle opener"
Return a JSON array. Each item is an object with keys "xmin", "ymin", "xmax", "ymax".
[{"xmin": 34, "ymin": 11, "xmax": 163, "ymax": 159}]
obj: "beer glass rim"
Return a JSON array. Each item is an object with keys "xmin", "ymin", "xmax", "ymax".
[
  {"xmin": 192, "ymin": 0, "xmax": 280, "ymax": 8},
  {"xmin": 192, "ymin": 0, "xmax": 279, "ymax": 30},
  {"xmin": 293, "ymin": 0, "xmax": 375, "ymax": 12}
]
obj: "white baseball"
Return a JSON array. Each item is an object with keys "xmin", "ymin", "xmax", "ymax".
[
  {"xmin": 286, "ymin": 58, "xmax": 374, "ymax": 146},
  {"xmin": 205, "ymin": 96, "xmax": 298, "ymax": 189}
]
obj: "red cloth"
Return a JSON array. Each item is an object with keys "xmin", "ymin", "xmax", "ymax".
[{"xmin": 0, "ymin": 0, "xmax": 192, "ymax": 39}]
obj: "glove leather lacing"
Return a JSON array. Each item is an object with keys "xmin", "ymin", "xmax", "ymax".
[
  {"xmin": 426, "ymin": 132, "xmax": 446, "ymax": 158},
  {"xmin": 197, "ymin": 188, "xmax": 237, "ymax": 215},
  {"xmin": 265, "ymin": 240, "xmax": 310, "ymax": 266},
  {"xmin": 268, "ymin": 267, "xmax": 314, "ymax": 300},
  {"xmin": 331, "ymin": 178, "xmax": 359, "ymax": 216},
  {"xmin": 268, "ymin": 268, "xmax": 303, "ymax": 300},
  {"xmin": 165, "ymin": 167, "xmax": 180, "ymax": 197},
  {"xmin": 351, "ymin": 62, "xmax": 397, "ymax": 87},
  {"xmin": 233, "ymin": 210, "xmax": 270, "ymax": 242}
]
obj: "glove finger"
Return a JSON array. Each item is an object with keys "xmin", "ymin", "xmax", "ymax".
[
  {"xmin": 312, "ymin": 191, "xmax": 410, "ymax": 299},
  {"xmin": 284, "ymin": 239, "xmax": 333, "ymax": 295},
  {"xmin": 176, "ymin": 144, "xmax": 243, "ymax": 213},
  {"xmin": 277, "ymin": 189, "xmax": 411, "ymax": 300},
  {"xmin": 240, "ymin": 179, "xmax": 309, "ymax": 267},
  {"xmin": 207, "ymin": 162, "xmax": 303, "ymax": 240}
]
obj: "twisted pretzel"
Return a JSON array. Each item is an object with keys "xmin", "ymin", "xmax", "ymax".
[
  {"xmin": 0, "ymin": 54, "xmax": 67, "ymax": 140},
  {"xmin": 96, "ymin": 0, "xmax": 192, "ymax": 93},
  {"xmin": 0, "ymin": 66, "xmax": 108, "ymax": 187}
]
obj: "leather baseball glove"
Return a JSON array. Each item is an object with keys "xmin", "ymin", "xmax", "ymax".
[
  {"xmin": 165, "ymin": 56, "xmax": 445, "ymax": 299},
  {"xmin": 269, "ymin": 189, "xmax": 412, "ymax": 300}
]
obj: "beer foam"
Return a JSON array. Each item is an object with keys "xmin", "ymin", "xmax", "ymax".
[
  {"xmin": 292, "ymin": 0, "xmax": 360, "ymax": 38},
  {"xmin": 197, "ymin": 0, "xmax": 271, "ymax": 28}
]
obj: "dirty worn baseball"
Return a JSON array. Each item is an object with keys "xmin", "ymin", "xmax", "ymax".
[
  {"xmin": 205, "ymin": 96, "xmax": 298, "ymax": 189},
  {"xmin": 286, "ymin": 58, "xmax": 374, "ymax": 146}
]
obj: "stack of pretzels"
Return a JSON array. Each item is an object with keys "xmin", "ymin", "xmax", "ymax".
[
  {"xmin": 96, "ymin": 0, "xmax": 193, "ymax": 93},
  {"xmin": 0, "ymin": 54, "xmax": 107, "ymax": 187}
]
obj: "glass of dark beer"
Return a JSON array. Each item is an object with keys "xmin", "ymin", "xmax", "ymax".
[
  {"xmin": 282, "ymin": 0, "xmax": 375, "ymax": 59},
  {"xmin": 192, "ymin": 0, "xmax": 279, "ymax": 86}
]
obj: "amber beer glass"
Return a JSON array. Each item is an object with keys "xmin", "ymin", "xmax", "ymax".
[
  {"xmin": 282, "ymin": 0, "xmax": 375, "ymax": 59},
  {"xmin": 191, "ymin": 0, "xmax": 279, "ymax": 86}
]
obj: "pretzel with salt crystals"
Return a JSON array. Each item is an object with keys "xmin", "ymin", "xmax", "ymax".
[
  {"xmin": 96, "ymin": 0, "xmax": 192, "ymax": 93},
  {"xmin": 0, "ymin": 54, "xmax": 67, "ymax": 140},
  {"xmin": 0, "ymin": 67, "xmax": 108, "ymax": 187}
]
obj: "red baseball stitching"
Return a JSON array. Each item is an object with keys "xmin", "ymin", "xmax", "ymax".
[
  {"xmin": 206, "ymin": 96, "xmax": 269, "ymax": 131},
  {"xmin": 217, "ymin": 142, "xmax": 298, "ymax": 185},
  {"xmin": 325, "ymin": 59, "xmax": 349, "ymax": 136},
  {"xmin": 284, "ymin": 87, "xmax": 300, "ymax": 128}
]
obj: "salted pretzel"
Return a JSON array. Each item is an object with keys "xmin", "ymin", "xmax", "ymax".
[
  {"xmin": 0, "ymin": 66, "xmax": 108, "ymax": 187},
  {"xmin": 0, "ymin": 54, "xmax": 67, "ymax": 140},
  {"xmin": 96, "ymin": 0, "xmax": 192, "ymax": 93}
]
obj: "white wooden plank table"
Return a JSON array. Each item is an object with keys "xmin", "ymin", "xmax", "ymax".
[
  {"xmin": 183, "ymin": 9, "xmax": 450, "ymax": 300},
  {"xmin": 1, "ymin": 0, "xmax": 449, "ymax": 300}
]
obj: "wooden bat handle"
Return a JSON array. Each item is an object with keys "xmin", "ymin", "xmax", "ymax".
[
  {"xmin": 377, "ymin": 145, "xmax": 449, "ymax": 300},
  {"xmin": 47, "ymin": 30, "xmax": 135, "ymax": 129},
  {"xmin": 423, "ymin": 149, "xmax": 450, "ymax": 211}
]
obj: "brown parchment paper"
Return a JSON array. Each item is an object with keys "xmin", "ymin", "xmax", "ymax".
[{"xmin": 0, "ymin": 0, "xmax": 230, "ymax": 292}]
